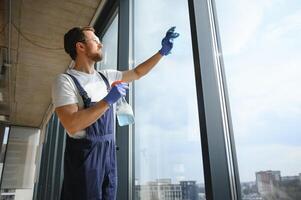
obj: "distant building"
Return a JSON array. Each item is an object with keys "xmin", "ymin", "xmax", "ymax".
[
  {"xmin": 255, "ymin": 170, "xmax": 301, "ymax": 200},
  {"xmin": 279, "ymin": 174, "xmax": 301, "ymax": 199},
  {"xmin": 180, "ymin": 181, "xmax": 198, "ymax": 200},
  {"xmin": 256, "ymin": 170, "xmax": 280, "ymax": 197},
  {"xmin": 196, "ymin": 183, "xmax": 206, "ymax": 200},
  {"xmin": 281, "ymin": 175, "xmax": 299, "ymax": 183},
  {"xmin": 135, "ymin": 179, "xmax": 182, "ymax": 200},
  {"xmin": 241, "ymin": 181, "xmax": 258, "ymax": 197}
]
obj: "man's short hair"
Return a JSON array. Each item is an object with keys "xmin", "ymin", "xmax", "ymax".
[{"xmin": 64, "ymin": 26, "xmax": 95, "ymax": 60}]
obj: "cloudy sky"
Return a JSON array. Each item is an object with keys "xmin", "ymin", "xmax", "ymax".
[
  {"xmin": 215, "ymin": 0, "xmax": 301, "ymax": 182},
  {"xmin": 132, "ymin": 0, "xmax": 301, "ymax": 184}
]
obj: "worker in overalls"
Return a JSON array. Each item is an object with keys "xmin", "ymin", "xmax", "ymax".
[{"xmin": 52, "ymin": 26, "xmax": 179, "ymax": 200}]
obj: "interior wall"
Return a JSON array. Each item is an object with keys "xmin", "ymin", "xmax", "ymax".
[
  {"xmin": 0, "ymin": 0, "xmax": 10, "ymax": 122},
  {"xmin": 0, "ymin": 0, "xmax": 5, "ymax": 46},
  {"xmin": 1, "ymin": 126, "xmax": 40, "ymax": 190}
]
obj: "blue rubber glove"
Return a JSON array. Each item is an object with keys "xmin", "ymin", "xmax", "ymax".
[
  {"xmin": 103, "ymin": 82, "xmax": 128, "ymax": 105},
  {"xmin": 159, "ymin": 26, "xmax": 180, "ymax": 56}
]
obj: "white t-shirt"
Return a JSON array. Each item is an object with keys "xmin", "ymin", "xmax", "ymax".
[{"xmin": 52, "ymin": 68, "xmax": 123, "ymax": 138}]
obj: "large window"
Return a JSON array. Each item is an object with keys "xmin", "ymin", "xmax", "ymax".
[
  {"xmin": 215, "ymin": 0, "xmax": 301, "ymax": 199},
  {"xmin": 134, "ymin": 0, "xmax": 205, "ymax": 199}
]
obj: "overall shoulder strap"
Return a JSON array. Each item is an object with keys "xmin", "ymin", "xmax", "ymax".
[
  {"xmin": 64, "ymin": 73, "xmax": 91, "ymax": 105},
  {"xmin": 98, "ymin": 71, "xmax": 110, "ymax": 91}
]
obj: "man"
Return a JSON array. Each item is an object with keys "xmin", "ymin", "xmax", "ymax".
[{"xmin": 52, "ymin": 26, "xmax": 179, "ymax": 200}]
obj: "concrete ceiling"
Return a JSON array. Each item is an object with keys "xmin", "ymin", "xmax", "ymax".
[{"xmin": 0, "ymin": 0, "xmax": 103, "ymax": 128}]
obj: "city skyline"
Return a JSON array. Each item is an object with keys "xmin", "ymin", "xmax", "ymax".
[
  {"xmin": 134, "ymin": 170, "xmax": 301, "ymax": 200},
  {"xmin": 134, "ymin": 170, "xmax": 301, "ymax": 185}
]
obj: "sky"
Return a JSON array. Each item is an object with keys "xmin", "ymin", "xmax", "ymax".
[
  {"xmin": 130, "ymin": 0, "xmax": 301, "ymax": 184},
  {"xmin": 215, "ymin": 0, "xmax": 301, "ymax": 181}
]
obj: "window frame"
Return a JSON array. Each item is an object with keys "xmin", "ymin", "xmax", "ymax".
[{"xmin": 187, "ymin": 0, "xmax": 241, "ymax": 199}]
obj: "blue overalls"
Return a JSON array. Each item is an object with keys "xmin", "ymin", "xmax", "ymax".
[{"xmin": 60, "ymin": 72, "xmax": 117, "ymax": 200}]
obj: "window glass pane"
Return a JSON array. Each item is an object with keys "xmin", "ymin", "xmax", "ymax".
[
  {"xmin": 215, "ymin": 0, "xmax": 301, "ymax": 199},
  {"xmin": 97, "ymin": 14, "xmax": 118, "ymax": 70},
  {"xmin": 95, "ymin": 14, "xmax": 119, "ymax": 131},
  {"xmin": 134, "ymin": 0, "xmax": 205, "ymax": 199}
]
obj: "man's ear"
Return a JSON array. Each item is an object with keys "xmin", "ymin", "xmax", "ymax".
[{"xmin": 76, "ymin": 42, "xmax": 85, "ymax": 52}]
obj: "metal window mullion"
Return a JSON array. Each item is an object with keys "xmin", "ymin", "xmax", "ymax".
[
  {"xmin": 206, "ymin": 0, "xmax": 237, "ymax": 199},
  {"xmin": 41, "ymin": 116, "xmax": 54, "ymax": 199},
  {"xmin": 49, "ymin": 115, "xmax": 60, "ymax": 200},
  {"xmin": 209, "ymin": 0, "xmax": 242, "ymax": 198},
  {"xmin": 52, "ymin": 121, "xmax": 66, "ymax": 200},
  {"xmin": 187, "ymin": 0, "xmax": 240, "ymax": 199},
  {"xmin": 36, "ymin": 115, "xmax": 54, "ymax": 200},
  {"xmin": 207, "ymin": 0, "xmax": 242, "ymax": 199},
  {"xmin": 117, "ymin": 0, "xmax": 131, "ymax": 199},
  {"xmin": 128, "ymin": 0, "xmax": 135, "ymax": 198},
  {"xmin": 44, "ymin": 115, "xmax": 58, "ymax": 200}
]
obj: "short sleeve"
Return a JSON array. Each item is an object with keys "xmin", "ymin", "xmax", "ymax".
[
  {"xmin": 99, "ymin": 69, "xmax": 123, "ymax": 85},
  {"xmin": 52, "ymin": 74, "xmax": 79, "ymax": 108}
]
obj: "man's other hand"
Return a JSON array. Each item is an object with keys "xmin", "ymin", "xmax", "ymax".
[{"xmin": 159, "ymin": 26, "xmax": 180, "ymax": 56}]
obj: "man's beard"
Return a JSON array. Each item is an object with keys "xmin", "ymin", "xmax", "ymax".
[{"xmin": 87, "ymin": 51, "xmax": 103, "ymax": 62}]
